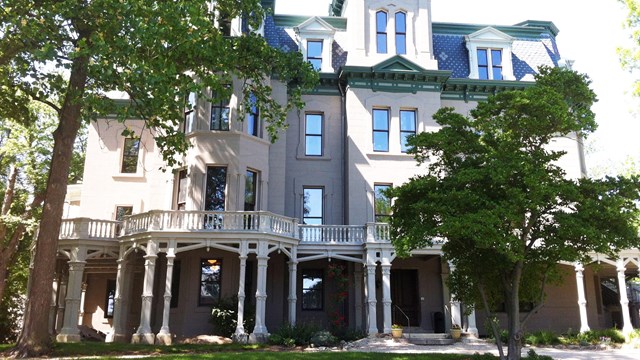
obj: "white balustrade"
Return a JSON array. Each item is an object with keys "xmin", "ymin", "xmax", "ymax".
[{"xmin": 60, "ymin": 213, "xmax": 401, "ymax": 246}]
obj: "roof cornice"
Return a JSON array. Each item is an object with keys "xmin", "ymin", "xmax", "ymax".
[{"xmin": 433, "ymin": 21, "xmax": 558, "ymax": 38}]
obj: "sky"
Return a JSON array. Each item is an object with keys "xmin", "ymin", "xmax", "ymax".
[{"xmin": 275, "ymin": 0, "xmax": 640, "ymax": 176}]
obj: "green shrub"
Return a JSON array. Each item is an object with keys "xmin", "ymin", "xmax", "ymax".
[
  {"xmin": 210, "ymin": 295, "xmax": 255, "ymax": 338},
  {"xmin": 525, "ymin": 330, "xmax": 560, "ymax": 346},
  {"xmin": 268, "ymin": 323, "xmax": 320, "ymax": 346},
  {"xmin": 577, "ymin": 328, "xmax": 625, "ymax": 344},
  {"xmin": 525, "ymin": 349, "xmax": 553, "ymax": 360},
  {"xmin": 310, "ymin": 330, "xmax": 338, "ymax": 347}
]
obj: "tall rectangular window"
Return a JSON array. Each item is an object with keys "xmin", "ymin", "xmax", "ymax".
[
  {"xmin": 307, "ymin": 40, "xmax": 323, "ymax": 71},
  {"xmin": 121, "ymin": 138, "xmax": 140, "ymax": 173},
  {"xmin": 115, "ymin": 206, "xmax": 133, "ymax": 221},
  {"xmin": 199, "ymin": 259, "xmax": 222, "ymax": 306},
  {"xmin": 305, "ymin": 113, "xmax": 323, "ymax": 156},
  {"xmin": 491, "ymin": 49, "xmax": 503, "ymax": 80},
  {"xmin": 245, "ymin": 170, "xmax": 258, "ymax": 211},
  {"xmin": 374, "ymin": 184, "xmax": 392, "ymax": 223},
  {"xmin": 176, "ymin": 169, "xmax": 187, "ymax": 210},
  {"xmin": 477, "ymin": 49, "xmax": 503, "ymax": 80},
  {"xmin": 205, "ymin": 166, "xmax": 227, "ymax": 211},
  {"xmin": 373, "ymin": 109, "xmax": 389, "ymax": 152},
  {"xmin": 376, "ymin": 11, "xmax": 388, "ymax": 54},
  {"xmin": 104, "ymin": 279, "xmax": 116, "ymax": 318},
  {"xmin": 184, "ymin": 92, "xmax": 196, "ymax": 133},
  {"xmin": 302, "ymin": 269, "xmax": 324, "ymax": 310},
  {"xmin": 303, "ymin": 187, "xmax": 323, "ymax": 225},
  {"xmin": 400, "ymin": 110, "xmax": 416, "ymax": 153},
  {"xmin": 211, "ymin": 86, "xmax": 231, "ymax": 131},
  {"xmin": 247, "ymin": 92, "xmax": 260, "ymax": 137},
  {"xmin": 395, "ymin": 12, "xmax": 406, "ymax": 55}
]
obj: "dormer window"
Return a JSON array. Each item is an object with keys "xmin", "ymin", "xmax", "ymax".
[
  {"xmin": 465, "ymin": 27, "xmax": 514, "ymax": 80},
  {"xmin": 477, "ymin": 49, "xmax": 503, "ymax": 80},
  {"xmin": 376, "ymin": 11, "xmax": 388, "ymax": 54},
  {"xmin": 307, "ymin": 40, "xmax": 323, "ymax": 71},
  {"xmin": 294, "ymin": 16, "xmax": 337, "ymax": 73},
  {"xmin": 395, "ymin": 12, "xmax": 406, "ymax": 55}
]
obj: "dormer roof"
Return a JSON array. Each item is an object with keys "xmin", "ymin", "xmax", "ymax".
[
  {"xmin": 464, "ymin": 27, "xmax": 514, "ymax": 44},
  {"xmin": 294, "ymin": 16, "xmax": 337, "ymax": 36}
]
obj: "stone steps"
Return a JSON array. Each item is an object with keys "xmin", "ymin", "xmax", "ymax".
[{"xmin": 403, "ymin": 332, "xmax": 456, "ymax": 345}]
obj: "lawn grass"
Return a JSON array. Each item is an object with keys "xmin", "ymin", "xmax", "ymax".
[{"xmin": 0, "ymin": 342, "xmax": 481, "ymax": 360}]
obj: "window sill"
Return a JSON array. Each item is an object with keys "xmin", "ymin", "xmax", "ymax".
[
  {"xmin": 112, "ymin": 173, "xmax": 145, "ymax": 181},
  {"xmin": 366, "ymin": 152, "xmax": 415, "ymax": 160},
  {"xmin": 296, "ymin": 155, "xmax": 332, "ymax": 161}
]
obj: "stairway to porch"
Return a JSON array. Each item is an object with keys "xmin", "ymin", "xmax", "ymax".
[{"xmin": 401, "ymin": 327, "xmax": 455, "ymax": 345}]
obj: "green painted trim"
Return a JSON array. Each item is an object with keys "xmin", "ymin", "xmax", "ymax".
[
  {"xmin": 347, "ymin": 78, "xmax": 442, "ymax": 93},
  {"xmin": 330, "ymin": 0, "xmax": 345, "ymax": 16},
  {"xmin": 432, "ymin": 21, "xmax": 558, "ymax": 39},
  {"xmin": 304, "ymin": 73, "xmax": 341, "ymax": 95},
  {"xmin": 514, "ymin": 20, "xmax": 559, "ymax": 37},
  {"xmin": 272, "ymin": 15, "xmax": 347, "ymax": 30}
]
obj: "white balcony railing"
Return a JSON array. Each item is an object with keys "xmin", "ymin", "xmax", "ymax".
[
  {"xmin": 58, "ymin": 212, "xmax": 399, "ymax": 246},
  {"xmin": 59, "ymin": 218, "xmax": 120, "ymax": 240},
  {"xmin": 121, "ymin": 210, "xmax": 298, "ymax": 238}
]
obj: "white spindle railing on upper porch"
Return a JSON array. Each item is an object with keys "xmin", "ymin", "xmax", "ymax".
[
  {"xmin": 121, "ymin": 210, "xmax": 298, "ymax": 238},
  {"xmin": 58, "ymin": 212, "xmax": 397, "ymax": 245},
  {"xmin": 59, "ymin": 218, "xmax": 120, "ymax": 240}
]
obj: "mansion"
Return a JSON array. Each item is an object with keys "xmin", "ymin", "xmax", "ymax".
[{"xmin": 52, "ymin": 0, "xmax": 640, "ymax": 345}]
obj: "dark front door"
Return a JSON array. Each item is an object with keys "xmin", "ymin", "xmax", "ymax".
[{"xmin": 391, "ymin": 269, "xmax": 420, "ymax": 327}]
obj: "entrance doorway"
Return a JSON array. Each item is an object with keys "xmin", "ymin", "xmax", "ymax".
[{"xmin": 391, "ymin": 269, "xmax": 420, "ymax": 327}]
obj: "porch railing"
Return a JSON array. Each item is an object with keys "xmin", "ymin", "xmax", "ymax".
[
  {"xmin": 59, "ymin": 213, "xmax": 407, "ymax": 246},
  {"xmin": 121, "ymin": 210, "xmax": 298, "ymax": 238},
  {"xmin": 59, "ymin": 218, "xmax": 120, "ymax": 240}
]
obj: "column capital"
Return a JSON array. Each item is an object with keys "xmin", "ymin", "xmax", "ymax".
[{"xmin": 574, "ymin": 263, "xmax": 584, "ymax": 272}]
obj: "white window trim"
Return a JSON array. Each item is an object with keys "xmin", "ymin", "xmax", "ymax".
[
  {"xmin": 465, "ymin": 27, "xmax": 514, "ymax": 80},
  {"xmin": 294, "ymin": 16, "xmax": 337, "ymax": 73}
]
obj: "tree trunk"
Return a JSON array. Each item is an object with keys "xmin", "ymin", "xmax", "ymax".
[
  {"xmin": 12, "ymin": 53, "xmax": 88, "ymax": 358},
  {"xmin": 506, "ymin": 261, "xmax": 524, "ymax": 360}
]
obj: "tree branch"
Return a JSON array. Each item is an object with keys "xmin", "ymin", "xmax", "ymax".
[{"xmin": 479, "ymin": 283, "xmax": 506, "ymax": 360}]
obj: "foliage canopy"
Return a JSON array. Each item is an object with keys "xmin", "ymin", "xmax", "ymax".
[{"xmin": 388, "ymin": 67, "xmax": 640, "ymax": 360}]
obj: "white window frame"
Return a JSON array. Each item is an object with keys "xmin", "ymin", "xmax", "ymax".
[
  {"xmin": 294, "ymin": 16, "xmax": 336, "ymax": 73},
  {"xmin": 465, "ymin": 27, "xmax": 514, "ymax": 80}
]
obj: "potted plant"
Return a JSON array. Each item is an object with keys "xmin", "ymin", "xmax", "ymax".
[
  {"xmin": 450, "ymin": 323, "xmax": 462, "ymax": 340},
  {"xmin": 391, "ymin": 324, "xmax": 403, "ymax": 338}
]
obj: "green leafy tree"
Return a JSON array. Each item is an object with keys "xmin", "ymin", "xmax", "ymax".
[
  {"xmin": 620, "ymin": 0, "xmax": 640, "ymax": 96},
  {"xmin": 388, "ymin": 67, "xmax": 640, "ymax": 360},
  {"xmin": 0, "ymin": 103, "xmax": 57, "ymax": 342},
  {"xmin": 0, "ymin": 0, "xmax": 317, "ymax": 356}
]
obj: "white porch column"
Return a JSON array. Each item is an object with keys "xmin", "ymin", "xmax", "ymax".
[
  {"xmin": 354, "ymin": 265, "xmax": 364, "ymax": 330},
  {"xmin": 448, "ymin": 262, "xmax": 461, "ymax": 329},
  {"xmin": 107, "ymin": 258, "xmax": 128, "ymax": 343},
  {"xmin": 132, "ymin": 241, "xmax": 158, "ymax": 344},
  {"xmin": 574, "ymin": 263, "xmax": 590, "ymax": 332},
  {"xmin": 287, "ymin": 246, "xmax": 298, "ymax": 326},
  {"xmin": 78, "ymin": 282, "xmax": 87, "ymax": 325},
  {"xmin": 49, "ymin": 274, "xmax": 59, "ymax": 334},
  {"xmin": 156, "ymin": 247, "xmax": 176, "ymax": 345},
  {"xmin": 250, "ymin": 242, "xmax": 269, "ymax": 343},
  {"xmin": 467, "ymin": 308, "xmax": 479, "ymax": 337},
  {"xmin": 381, "ymin": 262, "xmax": 392, "ymax": 333},
  {"xmin": 57, "ymin": 246, "xmax": 87, "ymax": 342},
  {"xmin": 234, "ymin": 241, "xmax": 248, "ymax": 341},
  {"xmin": 616, "ymin": 259, "xmax": 633, "ymax": 336},
  {"xmin": 366, "ymin": 263, "xmax": 378, "ymax": 335}
]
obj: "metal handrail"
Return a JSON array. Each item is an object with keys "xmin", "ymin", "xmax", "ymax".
[{"xmin": 393, "ymin": 304, "xmax": 411, "ymax": 339}]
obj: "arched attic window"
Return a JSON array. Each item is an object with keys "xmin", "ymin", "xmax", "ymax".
[
  {"xmin": 395, "ymin": 11, "xmax": 406, "ymax": 55},
  {"xmin": 376, "ymin": 10, "xmax": 388, "ymax": 54}
]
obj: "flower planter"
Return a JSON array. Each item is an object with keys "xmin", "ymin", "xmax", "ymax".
[
  {"xmin": 391, "ymin": 328, "xmax": 403, "ymax": 338},
  {"xmin": 450, "ymin": 328, "xmax": 462, "ymax": 340}
]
